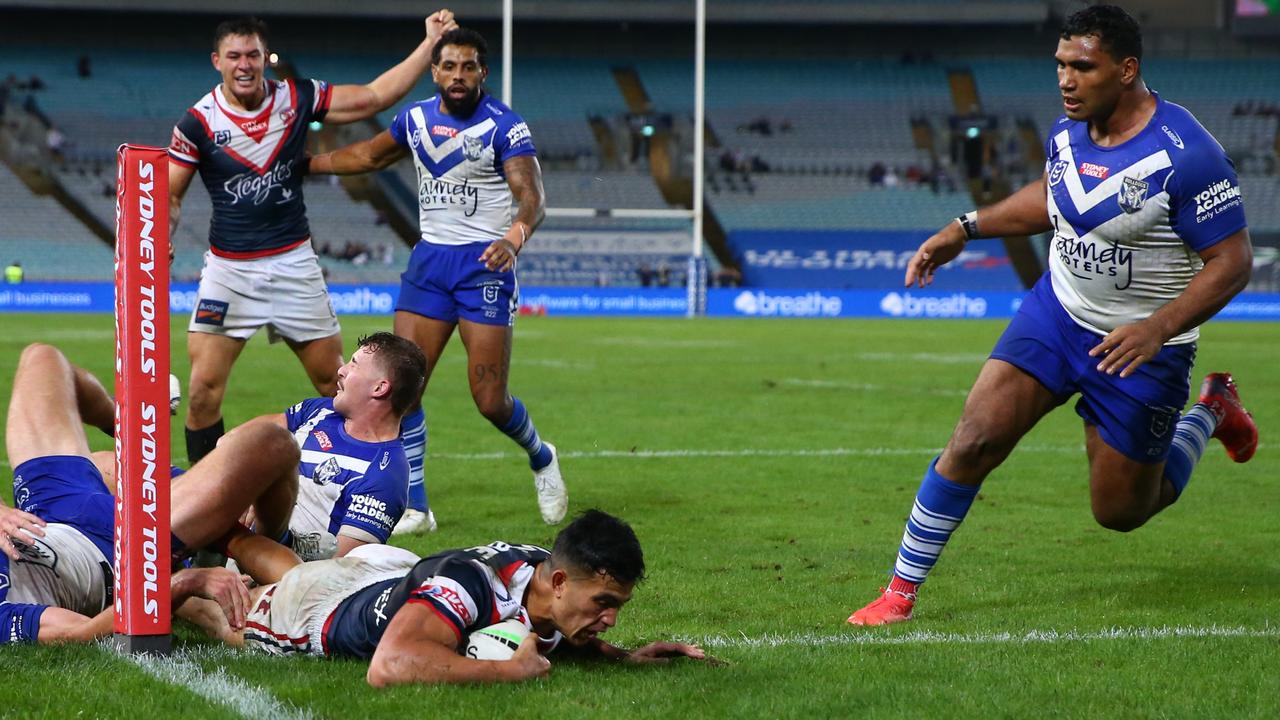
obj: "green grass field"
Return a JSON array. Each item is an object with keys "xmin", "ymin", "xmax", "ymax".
[{"xmin": 0, "ymin": 313, "xmax": 1276, "ymax": 719}]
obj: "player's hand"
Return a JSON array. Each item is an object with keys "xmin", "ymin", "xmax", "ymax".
[
  {"xmin": 624, "ymin": 641, "xmax": 707, "ymax": 665},
  {"xmin": 480, "ymin": 238, "xmax": 519, "ymax": 272},
  {"xmin": 0, "ymin": 505, "xmax": 46, "ymax": 560},
  {"xmin": 425, "ymin": 9, "xmax": 458, "ymax": 43},
  {"xmin": 168, "ymin": 243, "xmax": 175, "ymax": 265},
  {"xmin": 1089, "ymin": 319, "xmax": 1168, "ymax": 378},
  {"xmin": 173, "ymin": 567, "xmax": 253, "ymax": 631},
  {"xmin": 904, "ymin": 225, "xmax": 967, "ymax": 288},
  {"xmin": 505, "ymin": 635, "xmax": 551, "ymax": 681}
]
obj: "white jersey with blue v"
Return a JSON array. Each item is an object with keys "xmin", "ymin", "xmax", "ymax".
[
  {"xmin": 1044, "ymin": 92, "xmax": 1247, "ymax": 343},
  {"xmin": 388, "ymin": 93, "xmax": 536, "ymax": 246},
  {"xmin": 285, "ymin": 398, "xmax": 409, "ymax": 559}
]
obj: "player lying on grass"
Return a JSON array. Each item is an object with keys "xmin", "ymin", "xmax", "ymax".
[
  {"xmin": 0, "ymin": 343, "xmax": 301, "ymax": 645},
  {"xmin": 95, "ymin": 332, "xmax": 427, "ymax": 562},
  {"xmin": 209, "ymin": 509, "xmax": 705, "ymax": 684}
]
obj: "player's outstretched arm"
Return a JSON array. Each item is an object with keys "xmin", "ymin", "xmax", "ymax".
[
  {"xmin": 310, "ymin": 131, "xmax": 409, "ymax": 176},
  {"xmin": 167, "ymin": 160, "xmax": 197, "ymax": 262},
  {"xmin": 905, "ymin": 175, "xmax": 1051, "ymax": 288},
  {"xmin": 1091, "ymin": 229, "xmax": 1254, "ymax": 378},
  {"xmin": 480, "ymin": 156, "xmax": 546, "ymax": 271},
  {"xmin": 563, "ymin": 637, "xmax": 707, "ymax": 665},
  {"xmin": 367, "ymin": 604, "xmax": 549, "ymax": 686},
  {"xmin": 324, "ymin": 9, "xmax": 458, "ymax": 124}
]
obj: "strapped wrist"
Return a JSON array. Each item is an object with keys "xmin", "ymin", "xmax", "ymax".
[{"xmin": 956, "ymin": 211, "xmax": 979, "ymax": 242}]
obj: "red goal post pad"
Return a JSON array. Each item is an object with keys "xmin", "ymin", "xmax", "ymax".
[{"xmin": 113, "ymin": 144, "xmax": 172, "ymax": 652}]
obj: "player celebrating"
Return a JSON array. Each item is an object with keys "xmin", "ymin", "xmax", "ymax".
[
  {"xmin": 309, "ymin": 27, "xmax": 565, "ymax": 529},
  {"xmin": 848, "ymin": 5, "xmax": 1257, "ymax": 626},
  {"xmin": 225, "ymin": 509, "xmax": 704, "ymax": 683},
  {"xmin": 0, "ymin": 343, "xmax": 300, "ymax": 645},
  {"xmin": 167, "ymin": 11, "xmax": 456, "ymax": 467}
]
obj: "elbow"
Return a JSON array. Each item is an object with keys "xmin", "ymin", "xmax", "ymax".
[{"xmin": 366, "ymin": 660, "xmax": 393, "ymax": 688}]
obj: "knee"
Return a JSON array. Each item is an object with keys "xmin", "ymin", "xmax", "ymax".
[
  {"xmin": 947, "ymin": 416, "xmax": 1015, "ymax": 469},
  {"xmin": 474, "ymin": 393, "xmax": 511, "ymax": 425},
  {"xmin": 1092, "ymin": 507, "xmax": 1148, "ymax": 533}
]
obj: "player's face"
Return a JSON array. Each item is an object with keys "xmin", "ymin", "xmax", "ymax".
[
  {"xmin": 1055, "ymin": 34, "xmax": 1125, "ymax": 122},
  {"xmin": 432, "ymin": 44, "xmax": 487, "ymax": 116},
  {"xmin": 333, "ymin": 347, "xmax": 387, "ymax": 415},
  {"xmin": 552, "ymin": 571, "xmax": 634, "ymax": 645},
  {"xmin": 213, "ymin": 33, "xmax": 268, "ymax": 109}
]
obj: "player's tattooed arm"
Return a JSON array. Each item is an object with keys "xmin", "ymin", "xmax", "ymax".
[
  {"xmin": 324, "ymin": 9, "xmax": 458, "ymax": 124},
  {"xmin": 310, "ymin": 131, "xmax": 409, "ymax": 176},
  {"xmin": 565, "ymin": 636, "xmax": 707, "ymax": 665},
  {"xmin": 368, "ymin": 604, "xmax": 550, "ymax": 685},
  {"xmin": 480, "ymin": 156, "xmax": 546, "ymax": 271},
  {"xmin": 167, "ymin": 160, "xmax": 197, "ymax": 262}
]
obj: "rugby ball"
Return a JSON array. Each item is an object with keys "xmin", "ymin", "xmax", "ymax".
[{"xmin": 464, "ymin": 619, "xmax": 530, "ymax": 661}]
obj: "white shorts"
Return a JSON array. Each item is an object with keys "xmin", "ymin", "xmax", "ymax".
[
  {"xmin": 189, "ymin": 242, "xmax": 340, "ymax": 343},
  {"xmin": 243, "ymin": 543, "xmax": 419, "ymax": 657},
  {"xmin": 7, "ymin": 523, "xmax": 112, "ymax": 617}
]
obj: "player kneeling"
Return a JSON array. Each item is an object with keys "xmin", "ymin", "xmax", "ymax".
[{"xmin": 224, "ymin": 510, "xmax": 705, "ymax": 683}]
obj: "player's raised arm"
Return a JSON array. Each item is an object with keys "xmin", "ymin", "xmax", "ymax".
[
  {"xmin": 366, "ymin": 603, "xmax": 549, "ymax": 685},
  {"xmin": 323, "ymin": 10, "xmax": 458, "ymax": 124},
  {"xmin": 480, "ymin": 155, "xmax": 546, "ymax": 272},
  {"xmin": 905, "ymin": 175, "xmax": 1052, "ymax": 288},
  {"xmin": 310, "ymin": 130, "xmax": 409, "ymax": 176}
]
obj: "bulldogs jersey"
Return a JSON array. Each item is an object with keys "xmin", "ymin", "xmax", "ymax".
[
  {"xmin": 0, "ymin": 524, "xmax": 112, "ymax": 645},
  {"xmin": 285, "ymin": 398, "xmax": 408, "ymax": 556},
  {"xmin": 1044, "ymin": 93, "xmax": 1247, "ymax": 344},
  {"xmin": 323, "ymin": 541, "xmax": 563, "ymax": 659},
  {"xmin": 169, "ymin": 79, "xmax": 332, "ymax": 257},
  {"xmin": 388, "ymin": 94, "xmax": 536, "ymax": 246}
]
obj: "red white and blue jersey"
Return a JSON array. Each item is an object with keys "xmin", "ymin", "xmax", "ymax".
[
  {"xmin": 388, "ymin": 93, "xmax": 537, "ymax": 246},
  {"xmin": 169, "ymin": 78, "xmax": 332, "ymax": 258},
  {"xmin": 322, "ymin": 541, "xmax": 563, "ymax": 659},
  {"xmin": 285, "ymin": 398, "xmax": 408, "ymax": 549},
  {"xmin": 1045, "ymin": 92, "xmax": 1247, "ymax": 343}
]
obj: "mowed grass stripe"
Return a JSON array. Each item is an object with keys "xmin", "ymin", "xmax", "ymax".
[
  {"xmin": 690, "ymin": 624, "xmax": 1280, "ymax": 649},
  {"xmin": 125, "ymin": 646, "xmax": 314, "ymax": 720}
]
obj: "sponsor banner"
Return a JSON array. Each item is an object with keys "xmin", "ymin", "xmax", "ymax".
[
  {"xmin": 523, "ymin": 229, "xmax": 690, "ymax": 255},
  {"xmin": 5, "ymin": 282, "xmax": 1280, "ymax": 321},
  {"xmin": 519, "ymin": 288, "xmax": 687, "ymax": 316},
  {"xmin": 730, "ymin": 230, "xmax": 1023, "ymax": 290}
]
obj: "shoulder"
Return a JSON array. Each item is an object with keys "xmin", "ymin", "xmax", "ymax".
[
  {"xmin": 479, "ymin": 97, "xmax": 526, "ymax": 128},
  {"xmin": 1156, "ymin": 99, "xmax": 1227, "ymax": 160},
  {"xmin": 177, "ymin": 90, "xmax": 218, "ymax": 127},
  {"xmin": 288, "ymin": 396, "xmax": 334, "ymax": 418}
]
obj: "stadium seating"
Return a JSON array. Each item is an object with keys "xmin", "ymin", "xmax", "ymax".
[{"xmin": 0, "ymin": 163, "xmax": 112, "ymax": 281}]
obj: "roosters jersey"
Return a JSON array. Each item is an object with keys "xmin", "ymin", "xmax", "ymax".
[
  {"xmin": 169, "ymin": 78, "xmax": 332, "ymax": 257},
  {"xmin": 284, "ymin": 398, "xmax": 408, "ymax": 554},
  {"xmin": 1044, "ymin": 93, "xmax": 1247, "ymax": 344},
  {"xmin": 388, "ymin": 93, "xmax": 537, "ymax": 246},
  {"xmin": 323, "ymin": 541, "xmax": 563, "ymax": 659}
]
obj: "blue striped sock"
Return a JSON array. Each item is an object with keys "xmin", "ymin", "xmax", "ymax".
[
  {"xmin": 497, "ymin": 397, "xmax": 552, "ymax": 470},
  {"xmin": 892, "ymin": 457, "xmax": 981, "ymax": 587},
  {"xmin": 400, "ymin": 407, "xmax": 429, "ymax": 511},
  {"xmin": 1164, "ymin": 404, "xmax": 1216, "ymax": 500}
]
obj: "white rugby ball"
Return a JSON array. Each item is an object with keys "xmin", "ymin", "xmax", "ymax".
[{"xmin": 464, "ymin": 619, "xmax": 530, "ymax": 661}]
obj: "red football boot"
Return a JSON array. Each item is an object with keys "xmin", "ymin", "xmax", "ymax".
[
  {"xmin": 1198, "ymin": 372, "xmax": 1258, "ymax": 463},
  {"xmin": 847, "ymin": 586, "xmax": 916, "ymax": 626}
]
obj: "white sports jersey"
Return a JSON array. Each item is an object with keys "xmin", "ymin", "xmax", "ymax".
[
  {"xmin": 388, "ymin": 94, "xmax": 537, "ymax": 246},
  {"xmin": 6, "ymin": 524, "xmax": 110, "ymax": 617},
  {"xmin": 1044, "ymin": 94, "xmax": 1247, "ymax": 343}
]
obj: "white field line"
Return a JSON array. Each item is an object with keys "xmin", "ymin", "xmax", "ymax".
[
  {"xmin": 854, "ymin": 351, "xmax": 989, "ymax": 365},
  {"xmin": 118, "ymin": 644, "xmax": 314, "ymax": 720},
  {"xmin": 688, "ymin": 624, "xmax": 1280, "ymax": 649},
  {"xmin": 429, "ymin": 444, "xmax": 1084, "ymax": 461},
  {"xmin": 782, "ymin": 378, "xmax": 969, "ymax": 398}
]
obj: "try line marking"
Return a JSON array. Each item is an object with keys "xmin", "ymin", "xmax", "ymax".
[
  {"xmin": 430, "ymin": 444, "xmax": 1085, "ymax": 461},
  {"xmin": 686, "ymin": 624, "xmax": 1280, "ymax": 649},
  {"xmin": 116, "ymin": 644, "xmax": 313, "ymax": 720}
]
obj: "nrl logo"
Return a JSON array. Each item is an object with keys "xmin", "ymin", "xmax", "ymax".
[
  {"xmin": 1118, "ymin": 176, "xmax": 1149, "ymax": 214},
  {"xmin": 1048, "ymin": 160, "xmax": 1069, "ymax": 186},
  {"xmin": 462, "ymin": 134, "xmax": 484, "ymax": 161},
  {"xmin": 214, "ymin": 129, "xmax": 232, "ymax": 146}
]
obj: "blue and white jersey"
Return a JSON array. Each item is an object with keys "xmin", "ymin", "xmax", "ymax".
[
  {"xmin": 285, "ymin": 398, "xmax": 408, "ymax": 554},
  {"xmin": 388, "ymin": 93, "xmax": 537, "ymax": 246},
  {"xmin": 169, "ymin": 78, "xmax": 332, "ymax": 258},
  {"xmin": 323, "ymin": 541, "xmax": 563, "ymax": 659},
  {"xmin": 1044, "ymin": 93, "xmax": 1247, "ymax": 343}
]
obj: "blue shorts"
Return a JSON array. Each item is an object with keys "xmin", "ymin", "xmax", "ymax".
[
  {"xmin": 397, "ymin": 242, "xmax": 518, "ymax": 326},
  {"xmin": 990, "ymin": 274, "xmax": 1195, "ymax": 464},
  {"xmin": 11, "ymin": 455, "xmax": 115, "ymax": 561}
]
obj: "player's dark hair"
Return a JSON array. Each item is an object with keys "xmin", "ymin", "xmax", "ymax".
[
  {"xmin": 432, "ymin": 27, "xmax": 488, "ymax": 68},
  {"xmin": 551, "ymin": 510, "xmax": 646, "ymax": 586},
  {"xmin": 1061, "ymin": 4, "xmax": 1142, "ymax": 63},
  {"xmin": 214, "ymin": 16, "xmax": 270, "ymax": 52},
  {"xmin": 357, "ymin": 332, "xmax": 426, "ymax": 417}
]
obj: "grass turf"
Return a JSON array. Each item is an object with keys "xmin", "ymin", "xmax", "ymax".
[{"xmin": 0, "ymin": 313, "xmax": 1276, "ymax": 719}]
